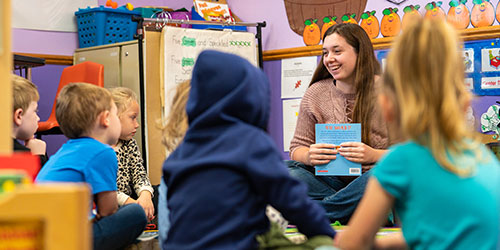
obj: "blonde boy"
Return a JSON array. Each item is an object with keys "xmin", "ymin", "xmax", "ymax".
[
  {"xmin": 36, "ymin": 82, "xmax": 147, "ymax": 250},
  {"xmin": 12, "ymin": 74, "xmax": 47, "ymax": 166}
]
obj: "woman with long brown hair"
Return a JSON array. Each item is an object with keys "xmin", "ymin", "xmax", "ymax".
[{"xmin": 287, "ymin": 23, "xmax": 392, "ymax": 224}]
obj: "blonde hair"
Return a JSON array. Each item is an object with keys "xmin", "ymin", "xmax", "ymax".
[
  {"xmin": 12, "ymin": 74, "xmax": 39, "ymax": 112},
  {"xmin": 162, "ymin": 80, "xmax": 190, "ymax": 152},
  {"xmin": 109, "ymin": 87, "xmax": 138, "ymax": 116},
  {"xmin": 56, "ymin": 82, "xmax": 112, "ymax": 139},
  {"xmin": 383, "ymin": 18, "xmax": 479, "ymax": 176}
]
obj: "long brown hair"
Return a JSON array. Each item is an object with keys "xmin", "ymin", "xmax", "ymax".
[{"xmin": 310, "ymin": 23, "xmax": 380, "ymax": 144}]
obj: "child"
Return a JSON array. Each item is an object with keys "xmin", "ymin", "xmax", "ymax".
[
  {"xmin": 162, "ymin": 50, "xmax": 336, "ymax": 249},
  {"xmin": 12, "ymin": 74, "xmax": 48, "ymax": 166},
  {"xmin": 36, "ymin": 82, "xmax": 147, "ymax": 250},
  {"xmin": 110, "ymin": 87, "xmax": 154, "ymax": 222},
  {"xmin": 337, "ymin": 19, "xmax": 500, "ymax": 249},
  {"xmin": 158, "ymin": 79, "xmax": 190, "ymax": 247}
]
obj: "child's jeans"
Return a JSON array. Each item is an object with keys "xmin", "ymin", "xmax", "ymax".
[
  {"xmin": 286, "ymin": 160, "xmax": 370, "ymax": 224},
  {"xmin": 93, "ymin": 203, "xmax": 147, "ymax": 250},
  {"xmin": 158, "ymin": 177, "xmax": 170, "ymax": 249}
]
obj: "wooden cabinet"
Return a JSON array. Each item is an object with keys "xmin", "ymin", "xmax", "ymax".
[{"xmin": 73, "ymin": 32, "xmax": 165, "ymax": 185}]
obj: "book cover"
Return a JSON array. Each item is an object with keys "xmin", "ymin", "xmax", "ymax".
[
  {"xmin": 193, "ymin": 0, "xmax": 233, "ymax": 22},
  {"xmin": 314, "ymin": 123, "xmax": 362, "ymax": 176}
]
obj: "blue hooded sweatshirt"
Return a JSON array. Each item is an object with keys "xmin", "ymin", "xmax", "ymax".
[{"xmin": 162, "ymin": 50, "xmax": 335, "ymax": 249}]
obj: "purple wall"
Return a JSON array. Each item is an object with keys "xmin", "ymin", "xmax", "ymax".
[
  {"xmin": 12, "ymin": 0, "xmax": 500, "ymax": 156},
  {"xmin": 264, "ymin": 60, "xmax": 289, "ymax": 160},
  {"xmin": 30, "ymin": 65, "xmax": 69, "ymax": 156}
]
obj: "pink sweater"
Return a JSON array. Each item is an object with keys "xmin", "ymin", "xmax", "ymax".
[{"xmin": 290, "ymin": 79, "xmax": 390, "ymax": 160}]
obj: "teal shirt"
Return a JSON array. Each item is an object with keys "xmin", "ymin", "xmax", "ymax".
[{"xmin": 374, "ymin": 141, "xmax": 500, "ymax": 250}]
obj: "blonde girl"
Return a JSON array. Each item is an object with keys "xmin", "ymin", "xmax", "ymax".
[
  {"xmin": 338, "ymin": 18, "xmax": 500, "ymax": 249},
  {"xmin": 158, "ymin": 80, "xmax": 190, "ymax": 247},
  {"xmin": 110, "ymin": 87, "xmax": 155, "ymax": 221}
]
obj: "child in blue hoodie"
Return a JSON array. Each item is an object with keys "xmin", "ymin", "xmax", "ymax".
[{"xmin": 162, "ymin": 50, "xmax": 336, "ymax": 249}]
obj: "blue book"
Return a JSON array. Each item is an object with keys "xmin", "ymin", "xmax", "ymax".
[{"xmin": 314, "ymin": 123, "xmax": 362, "ymax": 176}]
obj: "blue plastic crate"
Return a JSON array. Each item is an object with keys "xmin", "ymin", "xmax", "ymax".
[{"xmin": 76, "ymin": 6, "xmax": 141, "ymax": 48}]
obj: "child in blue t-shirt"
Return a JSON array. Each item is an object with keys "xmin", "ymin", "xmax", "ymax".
[
  {"xmin": 337, "ymin": 18, "xmax": 500, "ymax": 250},
  {"xmin": 36, "ymin": 82, "xmax": 147, "ymax": 250}
]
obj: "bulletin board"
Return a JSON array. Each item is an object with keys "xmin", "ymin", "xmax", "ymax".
[{"xmin": 376, "ymin": 38, "xmax": 500, "ymax": 96}]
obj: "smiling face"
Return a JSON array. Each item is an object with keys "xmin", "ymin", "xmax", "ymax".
[
  {"xmin": 118, "ymin": 100, "xmax": 139, "ymax": 141},
  {"xmin": 322, "ymin": 33, "xmax": 358, "ymax": 84},
  {"xmin": 16, "ymin": 101, "xmax": 40, "ymax": 140}
]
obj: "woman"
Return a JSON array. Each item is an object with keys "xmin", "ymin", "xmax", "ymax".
[{"xmin": 288, "ymin": 23, "xmax": 393, "ymax": 224}]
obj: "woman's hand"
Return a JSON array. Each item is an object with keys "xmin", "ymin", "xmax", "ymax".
[
  {"xmin": 137, "ymin": 191, "xmax": 155, "ymax": 221},
  {"xmin": 338, "ymin": 142, "xmax": 384, "ymax": 164},
  {"xmin": 308, "ymin": 143, "xmax": 338, "ymax": 166}
]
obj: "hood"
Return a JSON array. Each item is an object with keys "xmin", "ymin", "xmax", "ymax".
[{"xmin": 186, "ymin": 50, "xmax": 270, "ymax": 131}]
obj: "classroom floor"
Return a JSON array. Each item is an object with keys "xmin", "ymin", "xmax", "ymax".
[{"xmin": 126, "ymin": 230, "xmax": 160, "ymax": 250}]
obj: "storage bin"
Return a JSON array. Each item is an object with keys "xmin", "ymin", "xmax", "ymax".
[
  {"xmin": 135, "ymin": 7, "xmax": 165, "ymax": 18},
  {"xmin": 75, "ymin": 6, "xmax": 141, "ymax": 48}
]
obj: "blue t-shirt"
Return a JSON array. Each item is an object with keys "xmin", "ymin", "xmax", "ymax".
[
  {"xmin": 36, "ymin": 137, "xmax": 117, "ymax": 195},
  {"xmin": 374, "ymin": 141, "xmax": 500, "ymax": 250}
]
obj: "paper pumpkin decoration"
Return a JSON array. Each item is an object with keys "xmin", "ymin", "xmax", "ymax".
[
  {"xmin": 471, "ymin": 0, "xmax": 495, "ymax": 27},
  {"xmin": 303, "ymin": 19, "xmax": 321, "ymax": 46},
  {"xmin": 402, "ymin": 5, "xmax": 422, "ymax": 29},
  {"xmin": 342, "ymin": 13, "xmax": 357, "ymax": 24},
  {"xmin": 360, "ymin": 11, "xmax": 380, "ymax": 39},
  {"xmin": 447, "ymin": 0, "xmax": 471, "ymax": 29},
  {"xmin": 425, "ymin": 1, "xmax": 446, "ymax": 20},
  {"xmin": 321, "ymin": 16, "xmax": 337, "ymax": 40},
  {"xmin": 381, "ymin": 8, "xmax": 401, "ymax": 37},
  {"xmin": 496, "ymin": 1, "xmax": 500, "ymax": 23}
]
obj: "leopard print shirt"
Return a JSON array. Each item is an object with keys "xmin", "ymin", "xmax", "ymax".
[{"xmin": 115, "ymin": 138, "xmax": 154, "ymax": 205}]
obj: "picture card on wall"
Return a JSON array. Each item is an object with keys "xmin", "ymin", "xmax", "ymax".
[
  {"xmin": 481, "ymin": 48, "xmax": 500, "ymax": 72},
  {"xmin": 282, "ymin": 98, "xmax": 301, "ymax": 152},
  {"xmin": 281, "ymin": 56, "xmax": 318, "ymax": 99}
]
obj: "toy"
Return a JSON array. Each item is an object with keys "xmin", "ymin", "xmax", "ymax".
[
  {"xmin": 106, "ymin": 0, "xmax": 118, "ymax": 9},
  {"xmin": 125, "ymin": 3, "xmax": 134, "ymax": 11}
]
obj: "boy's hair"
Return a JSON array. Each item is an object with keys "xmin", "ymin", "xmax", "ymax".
[
  {"xmin": 383, "ymin": 18, "xmax": 479, "ymax": 176},
  {"xmin": 162, "ymin": 80, "xmax": 190, "ymax": 152},
  {"xmin": 56, "ymin": 82, "xmax": 113, "ymax": 139},
  {"xmin": 109, "ymin": 87, "xmax": 137, "ymax": 116},
  {"xmin": 12, "ymin": 74, "xmax": 39, "ymax": 112},
  {"xmin": 310, "ymin": 23, "xmax": 380, "ymax": 145}
]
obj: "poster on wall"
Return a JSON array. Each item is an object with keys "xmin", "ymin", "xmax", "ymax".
[
  {"xmin": 12, "ymin": 0, "xmax": 97, "ymax": 32},
  {"xmin": 481, "ymin": 48, "xmax": 500, "ymax": 72},
  {"xmin": 463, "ymin": 48, "xmax": 474, "ymax": 73},
  {"xmin": 281, "ymin": 56, "xmax": 317, "ymax": 98},
  {"xmin": 282, "ymin": 98, "xmax": 301, "ymax": 152},
  {"xmin": 162, "ymin": 26, "xmax": 257, "ymax": 118}
]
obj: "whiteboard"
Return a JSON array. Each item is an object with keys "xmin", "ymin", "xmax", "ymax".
[
  {"xmin": 13, "ymin": 0, "xmax": 97, "ymax": 32},
  {"xmin": 162, "ymin": 26, "xmax": 257, "ymax": 117}
]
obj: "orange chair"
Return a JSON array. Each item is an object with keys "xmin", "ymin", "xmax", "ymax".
[{"xmin": 37, "ymin": 61, "xmax": 104, "ymax": 137}]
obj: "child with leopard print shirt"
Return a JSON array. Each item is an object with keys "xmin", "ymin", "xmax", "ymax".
[{"xmin": 110, "ymin": 87, "xmax": 155, "ymax": 221}]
